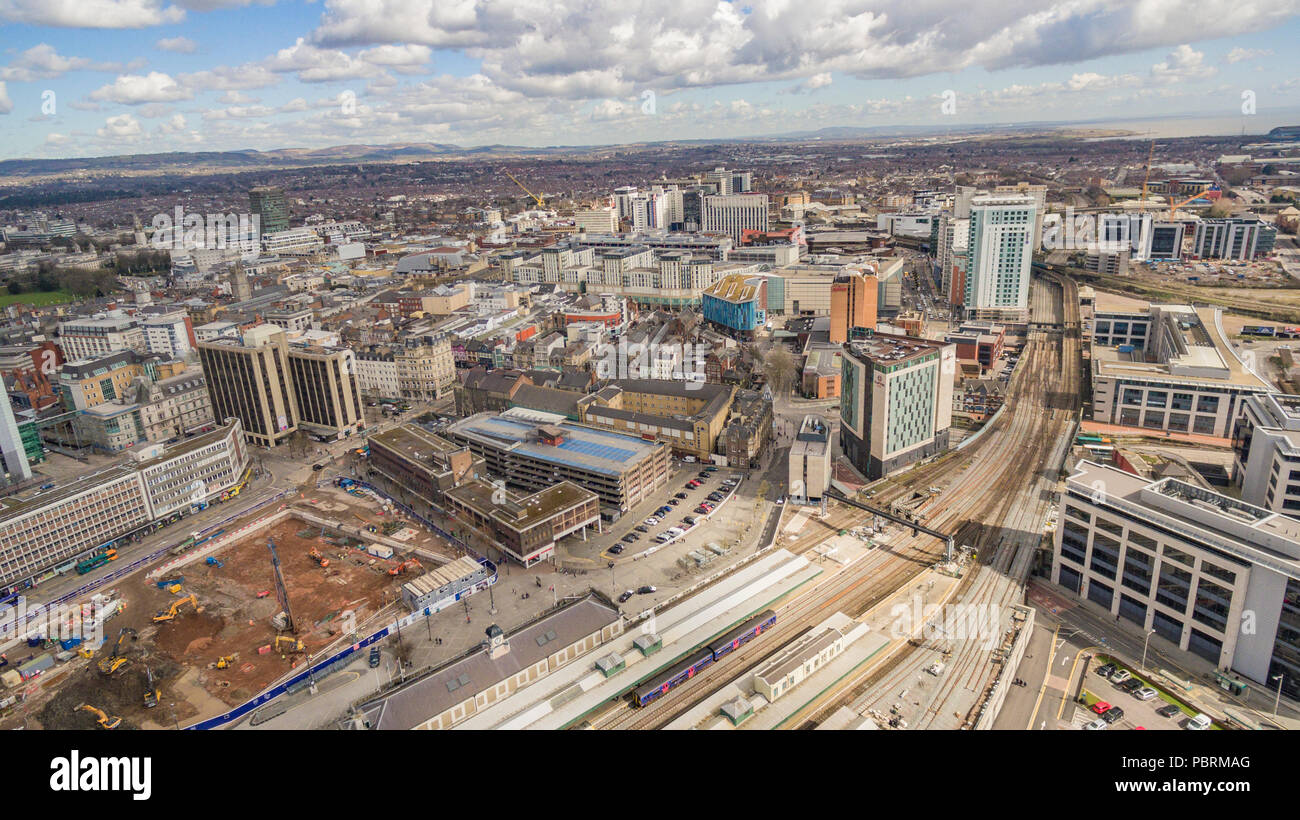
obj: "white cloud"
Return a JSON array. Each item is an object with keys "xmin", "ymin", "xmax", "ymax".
[
  {"xmin": 90, "ymin": 71, "xmax": 193, "ymax": 104},
  {"xmin": 0, "ymin": 0, "xmax": 185, "ymax": 28},
  {"xmin": 0, "ymin": 44, "xmax": 126, "ymax": 82},
  {"xmin": 1151, "ymin": 45, "xmax": 1218, "ymax": 84},
  {"xmin": 1226, "ymin": 47, "xmax": 1273, "ymax": 63},
  {"xmin": 156, "ymin": 36, "xmax": 199, "ymax": 53},
  {"xmin": 790, "ymin": 72, "xmax": 832, "ymax": 94},
  {"xmin": 44, "ymin": 132, "xmax": 71, "ymax": 146},
  {"xmin": 181, "ymin": 64, "xmax": 278, "ymax": 91},
  {"xmin": 263, "ymin": 37, "xmax": 384, "ymax": 82},
  {"xmin": 97, "ymin": 112, "xmax": 143, "ymax": 138}
]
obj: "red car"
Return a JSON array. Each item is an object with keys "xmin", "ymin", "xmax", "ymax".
[
  {"xmin": 686, "ymin": 480, "xmax": 700, "ymax": 488},
  {"xmin": 1091, "ymin": 701, "xmax": 1113, "ymax": 715}
]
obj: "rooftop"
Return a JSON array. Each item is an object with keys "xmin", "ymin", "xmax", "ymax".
[
  {"xmin": 446, "ymin": 413, "xmax": 665, "ymax": 476},
  {"xmin": 844, "ymin": 333, "xmax": 946, "ymax": 367}
]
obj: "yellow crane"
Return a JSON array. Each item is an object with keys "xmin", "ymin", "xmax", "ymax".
[
  {"xmin": 504, "ymin": 170, "xmax": 545, "ymax": 209},
  {"xmin": 153, "ymin": 594, "xmax": 202, "ymax": 623},
  {"xmin": 77, "ymin": 703, "xmax": 122, "ymax": 729},
  {"xmin": 97, "ymin": 626, "xmax": 136, "ymax": 675}
]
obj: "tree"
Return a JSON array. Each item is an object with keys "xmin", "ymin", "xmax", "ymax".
[{"xmin": 762, "ymin": 346, "xmax": 796, "ymax": 396}]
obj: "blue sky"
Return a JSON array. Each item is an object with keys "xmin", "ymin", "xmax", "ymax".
[{"xmin": 1, "ymin": 0, "xmax": 1298, "ymax": 159}]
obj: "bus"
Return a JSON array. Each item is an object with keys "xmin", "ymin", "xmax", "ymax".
[{"xmin": 75, "ymin": 548, "xmax": 118, "ymax": 575}]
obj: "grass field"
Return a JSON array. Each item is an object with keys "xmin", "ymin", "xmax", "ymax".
[{"xmin": 0, "ymin": 290, "xmax": 76, "ymax": 307}]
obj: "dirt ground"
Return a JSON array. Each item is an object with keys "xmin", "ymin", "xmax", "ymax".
[{"xmin": 2, "ymin": 486, "xmax": 460, "ymax": 729}]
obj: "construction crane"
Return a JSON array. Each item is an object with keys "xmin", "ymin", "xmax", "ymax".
[
  {"xmin": 504, "ymin": 170, "xmax": 545, "ymax": 209},
  {"xmin": 267, "ymin": 537, "xmax": 296, "ymax": 634},
  {"xmin": 153, "ymin": 594, "xmax": 202, "ymax": 623},
  {"xmin": 97, "ymin": 626, "xmax": 137, "ymax": 675},
  {"xmin": 77, "ymin": 704, "xmax": 122, "ymax": 729},
  {"xmin": 142, "ymin": 666, "xmax": 159, "ymax": 709}
]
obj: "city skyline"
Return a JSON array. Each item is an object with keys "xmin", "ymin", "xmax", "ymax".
[{"xmin": 0, "ymin": 0, "xmax": 1298, "ymax": 159}]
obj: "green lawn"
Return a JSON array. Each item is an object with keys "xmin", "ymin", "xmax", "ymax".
[{"xmin": 0, "ymin": 290, "xmax": 76, "ymax": 307}]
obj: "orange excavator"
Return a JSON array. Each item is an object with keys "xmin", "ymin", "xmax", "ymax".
[
  {"xmin": 308, "ymin": 547, "xmax": 330, "ymax": 568},
  {"xmin": 388, "ymin": 558, "xmax": 422, "ymax": 577}
]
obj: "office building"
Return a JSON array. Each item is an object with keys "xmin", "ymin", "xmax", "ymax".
[
  {"xmin": 1052, "ymin": 460, "xmax": 1300, "ymax": 698},
  {"xmin": 840, "ymin": 334, "xmax": 955, "ymax": 480},
  {"xmin": 198, "ymin": 325, "xmax": 299, "ymax": 447},
  {"xmin": 1233, "ymin": 392, "xmax": 1300, "ymax": 517},
  {"xmin": 1091, "ymin": 304, "xmax": 1271, "ymax": 437},
  {"xmin": 702, "ymin": 274, "xmax": 767, "ymax": 337},
  {"xmin": 576, "ymin": 380, "xmax": 735, "ymax": 463},
  {"xmin": 142, "ymin": 311, "xmax": 197, "ymax": 360},
  {"xmin": 964, "ymin": 194, "xmax": 1037, "ymax": 322},
  {"xmin": 574, "ymin": 206, "xmax": 619, "ymax": 234},
  {"xmin": 829, "ymin": 268, "xmax": 879, "ymax": 344},
  {"xmin": 249, "ymin": 186, "xmax": 289, "ymax": 234},
  {"xmin": 1193, "ymin": 217, "xmax": 1277, "ymax": 261},
  {"xmin": 0, "ymin": 393, "xmax": 31, "ymax": 482},
  {"xmin": 56, "ymin": 315, "xmax": 146, "ymax": 361},
  {"xmin": 703, "ymin": 194, "xmax": 769, "ymax": 242},
  {"xmin": 285, "ymin": 344, "xmax": 366, "ymax": 440},
  {"xmin": 0, "ymin": 420, "xmax": 248, "ymax": 591}
]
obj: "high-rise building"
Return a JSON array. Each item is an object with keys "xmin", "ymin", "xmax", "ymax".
[
  {"xmin": 994, "ymin": 183, "xmax": 1047, "ymax": 248},
  {"xmin": 198, "ymin": 325, "xmax": 299, "ymax": 447},
  {"xmin": 56, "ymin": 315, "xmax": 146, "ymax": 361},
  {"xmin": 829, "ymin": 268, "xmax": 879, "ymax": 344},
  {"xmin": 702, "ymin": 194, "xmax": 769, "ymax": 242},
  {"xmin": 789, "ymin": 415, "xmax": 832, "ymax": 504},
  {"xmin": 142, "ymin": 310, "xmax": 197, "ymax": 359},
  {"xmin": 574, "ymin": 206, "xmax": 618, "ymax": 234},
  {"xmin": 249, "ymin": 186, "xmax": 289, "ymax": 234},
  {"xmin": 1233, "ymin": 392, "xmax": 1300, "ymax": 517},
  {"xmin": 285, "ymin": 345, "xmax": 366, "ymax": 440},
  {"xmin": 839, "ymin": 334, "xmax": 955, "ymax": 480},
  {"xmin": 964, "ymin": 194, "xmax": 1037, "ymax": 322},
  {"xmin": 0, "ymin": 392, "xmax": 31, "ymax": 482}
]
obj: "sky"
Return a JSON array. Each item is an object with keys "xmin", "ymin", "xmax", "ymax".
[{"xmin": 0, "ymin": 0, "xmax": 1299, "ymax": 160}]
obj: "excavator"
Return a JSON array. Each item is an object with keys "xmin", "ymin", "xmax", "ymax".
[
  {"xmin": 308, "ymin": 547, "xmax": 330, "ymax": 569},
  {"xmin": 153, "ymin": 594, "xmax": 202, "ymax": 623},
  {"xmin": 97, "ymin": 627, "xmax": 137, "ymax": 675},
  {"xmin": 273, "ymin": 636, "xmax": 305, "ymax": 654},
  {"xmin": 142, "ymin": 666, "xmax": 160, "ymax": 709},
  {"xmin": 388, "ymin": 558, "xmax": 422, "ymax": 577},
  {"xmin": 77, "ymin": 703, "xmax": 121, "ymax": 729},
  {"xmin": 215, "ymin": 654, "xmax": 238, "ymax": 669}
]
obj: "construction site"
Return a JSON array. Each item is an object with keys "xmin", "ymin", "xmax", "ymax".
[{"xmin": 6, "ymin": 483, "xmax": 463, "ymax": 730}]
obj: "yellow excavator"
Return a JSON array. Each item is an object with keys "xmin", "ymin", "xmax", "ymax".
[
  {"xmin": 215, "ymin": 654, "xmax": 237, "ymax": 670},
  {"xmin": 153, "ymin": 594, "xmax": 202, "ymax": 623},
  {"xmin": 273, "ymin": 636, "xmax": 305, "ymax": 654},
  {"xmin": 97, "ymin": 626, "xmax": 137, "ymax": 675},
  {"xmin": 142, "ymin": 666, "xmax": 159, "ymax": 709},
  {"xmin": 77, "ymin": 704, "xmax": 121, "ymax": 729}
]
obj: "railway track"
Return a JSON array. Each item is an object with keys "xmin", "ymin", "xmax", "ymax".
[{"xmin": 589, "ymin": 273, "xmax": 1084, "ymax": 731}]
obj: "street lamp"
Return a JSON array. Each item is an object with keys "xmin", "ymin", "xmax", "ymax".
[
  {"xmin": 1141, "ymin": 628, "xmax": 1156, "ymax": 672},
  {"xmin": 1273, "ymin": 673, "xmax": 1285, "ymax": 716}
]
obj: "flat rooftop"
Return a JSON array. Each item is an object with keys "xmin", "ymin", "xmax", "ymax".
[
  {"xmin": 369, "ymin": 424, "xmax": 461, "ymax": 461},
  {"xmin": 845, "ymin": 333, "xmax": 946, "ymax": 367},
  {"xmin": 1093, "ymin": 306, "xmax": 1271, "ymax": 389},
  {"xmin": 446, "ymin": 413, "xmax": 663, "ymax": 477}
]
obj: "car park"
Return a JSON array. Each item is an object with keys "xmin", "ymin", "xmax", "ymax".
[
  {"xmin": 1156, "ymin": 703, "xmax": 1182, "ymax": 719},
  {"xmin": 1111, "ymin": 669, "xmax": 1132, "ymax": 684},
  {"xmin": 1101, "ymin": 706, "xmax": 1125, "ymax": 725},
  {"xmin": 1134, "ymin": 687, "xmax": 1159, "ymax": 701}
]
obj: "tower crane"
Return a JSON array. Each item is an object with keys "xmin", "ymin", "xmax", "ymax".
[
  {"xmin": 267, "ymin": 537, "xmax": 296, "ymax": 634},
  {"xmin": 504, "ymin": 170, "xmax": 545, "ymax": 209}
]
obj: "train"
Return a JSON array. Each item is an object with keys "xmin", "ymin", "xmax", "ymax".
[{"xmin": 630, "ymin": 609, "xmax": 777, "ymax": 707}]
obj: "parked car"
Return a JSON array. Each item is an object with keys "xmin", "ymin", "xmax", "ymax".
[
  {"xmin": 674, "ymin": 492, "xmax": 689, "ymax": 500},
  {"xmin": 695, "ymin": 506, "xmax": 710, "ymax": 514},
  {"xmin": 1186, "ymin": 713, "xmax": 1212, "ymax": 730},
  {"xmin": 707, "ymin": 493, "xmax": 724, "ymax": 502},
  {"xmin": 618, "ymin": 590, "xmax": 634, "ymax": 603},
  {"xmin": 635, "ymin": 525, "xmax": 649, "ymax": 533},
  {"xmin": 645, "ymin": 517, "xmax": 660, "ymax": 525},
  {"xmin": 637, "ymin": 585, "xmax": 656, "ymax": 594},
  {"xmin": 621, "ymin": 534, "xmax": 637, "ymax": 543},
  {"xmin": 1091, "ymin": 701, "xmax": 1112, "ymax": 715},
  {"xmin": 704, "ymin": 466, "xmax": 718, "ymax": 473},
  {"xmin": 1156, "ymin": 703, "xmax": 1183, "ymax": 719},
  {"xmin": 683, "ymin": 516, "xmax": 697, "ymax": 525},
  {"xmin": 697, "ymin": 471, "xmax": 710, "ymax": 478},
  {"xmin": 1118, "ymin": 679, "xmax": 1144, "ymax": 694},
  {"xmin": 1101, "ymin": 706, "xmax": 1125, "ymax": 724},
  {"xmin": 667, "ymin": 498, "xmax": 680, "ymax": 506},
  {"xmin": 1096, "ymin": 663, "xmax": 1117, "ymax": 678},
  {"xmin": 368, "ymin": 646, "xmax": 381, "ymax": 668},
  {"xmin": 1110, "ymin": 669, "xmax": 1132, "ymax": 684},
  {"xmin": 1134, "ymin": 687, "xmax": 1159, "ymax": 701},
  {"xmin": 609, "ymin": 544, "xmax": 625, "ymax": 555},
  {"xmin": 1082, "ymin": 718, "xmax": 1108, "ymax": 730}
]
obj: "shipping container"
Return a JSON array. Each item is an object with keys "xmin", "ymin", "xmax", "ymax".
[
  {"xmin": 18, "ymin": 654, "xmax": 54, "ymax": 680},
  {"xmin": 366, "ymin": 544, "xmax": 394, "ymax": 559}
]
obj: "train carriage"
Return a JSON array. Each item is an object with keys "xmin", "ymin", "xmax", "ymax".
[{"xmin": 630, "ymin": 609, "xmax": 777, "ymax": 707}]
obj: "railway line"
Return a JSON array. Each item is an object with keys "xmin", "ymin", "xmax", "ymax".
[{"xmin": 587, "ymin": 272, "xmax": 1083, "ymax": 730}]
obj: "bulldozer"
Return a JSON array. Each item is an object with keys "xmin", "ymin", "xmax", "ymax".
[
  {"xmin": 153, "ymin": 594, "xmax": 202, "ymax": 623},
  {"xmin": 77, "ymin": 703, "xmax": 121, "ymax": 729},
  {"xmin": 388, "ymin": 558, "xmax": 422, "ymax": 577},
  {"xmin": 97, "ymin": 626, "xmax": 137, "ymax": 675},
  {"xmin": 273, "ymin": 636, "xmax": 305, "ymax": 654},
  {"xmin": 308, "ymin": 547, "xmax": 330, "ymax": 569}
]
